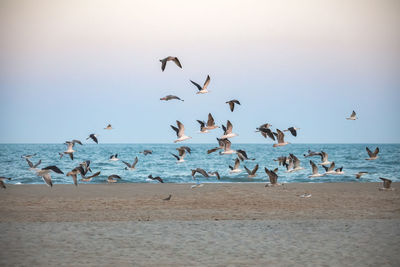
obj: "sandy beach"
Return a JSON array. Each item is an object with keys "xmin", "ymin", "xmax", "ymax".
[{"xmin": 1, "ymin": 183, "xmax": 400, "ymax": 266}]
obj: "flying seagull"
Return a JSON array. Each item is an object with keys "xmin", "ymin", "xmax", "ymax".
[
  {"xmin": 67, "ymin": 165, "xmax": 100, "ymax": 186},
  {"xmin": 171, "ymin": 120, "xmax": 192, "ymax": 143},
  {"xmin": 256, "ymin": 123, "xmax": 275, "ymax": 141},
  {"xmin": 244, "ymin": 164, "xmax": 259, "ymax": 178},
  {"xmin": 366, "ymin": 147, "xmax": 379, "ymax": 160},
  {"xmin": 334, "ymin": 167, "xmax": 344, "ymax": 175},
  {"xmin": 80, "ymin": 171, "xmax": 101, "ymax": 182},
  {"xmin": 21, "ymin": 153, "xmax": 36, "ymax": 159},
  {"xmin": 140, "ymin": 150, "xmax": 153, "ymax": 156},
  {"xmin": 122, "ymin": 156, "xmax": 138, "ymax": 170},
  {"xmin": 190, "ymin": 75, "xmax": 211, "ymax": 94},
  {"xmin": 379, "ymin": 177, "xmax": 393, "ymax": 191},
  {"xmin": 36, "ymin": 166, "xmax": 64, "ymax": 187},
  {"xmin": 308, "ymin": 160, "xmax": 325, "ymax": 178},
  {"xmin": 221, "ymin": 120, "xmax": 238, "ymax": 139},
  {"xmin": 264, "ymin": 168, "xmax": 280, "ymax": 187},
  {"xmin": 287, "ymin": 154, "xmax": 304, "ymax": 172},
  {"xmin": 148, "ymin": 174, "xmax": 164, "ymax": 183},
  {"xmin": 108, "ymin": 174, "xmax": 121, "ymax": 183},
  {"xmin": 207, "ymin": 138, "xmax": 225, "ymax": 154},
  {"xmin": 274, "ymin": 156, "xmax": 288, "ymax": 166},
  {"xmin": 191, "ymin": 168, "xmax": 209, "ymax": 179},
  {"xmin": 0, "ymin": 177, "xmax": 11, "ymax": 189},
  {"xmin": 226, "ymin": 99, "xmax": 241, "ymax": 112},
  {"xmin": 219, "ymin": 138, "xmax": 236, "ymax": 155},
  {"xmin": 176, "ymin": 146, "xmax": 191, "ymax": 154},
  {"xmin": 355, "ymin": 172, "xmax": 368, "ymax": 179},
  {"xmin": 109, "ymin": 154, "xmax": 119, "ymax": 161},
  {"xmin": 229, "ymin": 158, "xmax": 242, "ymax": 173},
  {"xmin": 196, "ymin": 120, "xmax": 208, "ymax": 133},
  {"xmin": 322, "ymin": 162, "xmax": 336, "ymax": 174},
  {"xmin": 160, "ymin": 95, "xmax": 184, "ymax": 101},
  {"xmin": 104, "ymin": 124, "xmax": 113, "ymax": 130},
  {"xmin": 62, "ymin": 140, "xmax": 82, "ymax": 160},
  {"xmin": 160, "ymin": 56, "xmax": 182, "ymax": 71},
  {"xmin": 26, "ymin": 158, "xmax": 41, "ymax": 170},
  {"xmin": 236, "ymin": 149, "xmax": 255, "ymax": 161},
  {"xmin": 86, "ymin": 134, "xmax": 98, "ymax": 144},
  {"xmin": 346, "ymin": 110, "xmax": 357, "ymax": 120},
  {"xmin": 303, "ymin": 150, "xmax": 321, "ymax": 158},
  {"xmin": 204, "ymin": 113, "xmax": 219, "ymax": 130},
  {"xmin": 273, "ymin": 129, "xmax": 290, "ymax": 147},
  {"xmin": 318, "ymin": 151, "xmax": 331, "ymax": 166},
  {"xmin": 208, "ymin": 171, "xmax": 221, "ymax": 180},
  {"xmin": 284, "ymin": 127, "xmax": 300, "ymax": 137}
]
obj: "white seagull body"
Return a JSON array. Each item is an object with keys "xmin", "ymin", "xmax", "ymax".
[
  {"xmin": 171, "ymin": 120, "xmax": 192, "ymax": 143},
  {"xmin": 221, "ymin": 120, "xmax": 238, "ymax": 139}
]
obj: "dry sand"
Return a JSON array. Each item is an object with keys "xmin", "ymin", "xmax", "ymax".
[{"xmin": 1, "ymin": 183, "xmax": 399, "ymax": 266}]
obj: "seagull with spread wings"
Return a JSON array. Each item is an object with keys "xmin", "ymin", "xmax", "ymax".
[
  {"xmin": 190, "ymin": 75, "xmax": 211, "ymax": 94},
  {"xmin": 366, "ymin": 147, "xmax": 379, "ymax": 160},
  {"xmin": 160, "ymin": 56, "xmax": 182, "ymax": 71},
  {"xmin": 171, "ymin": 120, "xmax": 192, "ymax": 143}
]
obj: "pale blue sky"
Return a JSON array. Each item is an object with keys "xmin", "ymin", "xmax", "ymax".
[{"xmin": 0, "ymin": 0, "xmax": 399, "ymax": 143}]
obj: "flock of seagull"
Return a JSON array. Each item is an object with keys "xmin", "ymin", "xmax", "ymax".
[{"xmin": 0, "ymin": 58, "xmax": 394, "ymax": 192}]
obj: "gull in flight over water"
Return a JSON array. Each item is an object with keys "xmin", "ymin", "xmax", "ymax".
[
  {"xmin": 333, "ymin": 167, "xmax": 344, "ymax": 175},
  {"xmin": 196, "ymin": 120, "xmax": 209, "ymax": 133},
  {"xmin": 264, "ymin": 167, "xmax": 281, "ymax": 187},
  {"xmin": 160, "ymin": 95, "xmax": 184, "ymax": 101},
  {"xmin": 285, "ymin": 154, "xmax": 304, "ymax": 172},
  {"xmin": 322, "ymin": 162, "xmax": 336, "ymax": 174},
  {"xmin": 0, "ymin": 177, "xmax": 11, "ymax": 189},
  {"xmin": 160, "ymin": 56, "xmax": 182, "ymax": 72},
  {"xmin": 67, "ymin": 164, "xmax": 100, "ymax": 186},
  {"xmin": 346, "ymin": 110, "xmax": 357, "ymax": 120},
  {"xmin": 208, "ymin": 171, "xmax": 221, "ymax": 180},
  {"xmin": 366, "ymin": 147, "xmax": 379, "ymax": 160},
  {"xmin": 379, "ymin": 177, "xmax": 394, "ymax": 191},
  {"xmin": 204, "ymin": 113, "xmax": 219, "ymax": 130},
  {"xmin": 229, "ymin": 158, "xmax": 242, "ymax": 173},
  {"xmin": 21, "ymin": 153, "xmax": 36, "ymax": 159},
  {"xmin": 63, "ymin": 140, "xmax": 82, "ymax": 160},
  {"xmin": 273, "ymin": 129, "xmax": 290, "ymax": 147},
  {"xmin": 190, "ymin": 75, "xmax": 211, "ymax": 94},
  {"xmin": 256, "ymin": 123, "xmax": 275, "ymax": 141},
  {"xmin": 25, "ymin": 158, "xmax": 41, "ymax": 170},
  {"xmin": 140, "ymin": 150, "xmax": 153, "ymax": 156},
  {"xmin": 107, "ymin": 174, "xmax": 121, "ymax": 183},
  {"xmin": 355, "ymin": 172, "xmax": 368, "ymax": 179},
  {"xmin": 309, "ymin": 160, "xmax": 325, "ymax": 178},
  {"xmin": 109, "ymin": 154, "xmax": 119, "ymax": 161},
  {"xmin": 104, "ymin": 124, "xmax": 113, "ymax": 130},
  {"xmin": 207, "ymin": 138, "xmax": 225, "ymax": 154},
  {"xmin": 221, "ymin": 120, "xmax": 238, "ymax": 139},
  {"xmin": 191, "ymin": 168, "xmax": 209, "ymax": 179},
  {"xmin": 236, "ymin": 149, "xmax": 255, "ymax": 161},
  {"xmin": 284, "ymin": 127, "xmax": 300, "ymax": 137},
  {"xmin": 226, "ymin": 99, "xmax": 241, "ymax": 112},
  {"xmin": 87, "ymin": 134, "xmax": 98, "ymax": 144},
  {"xmin": 219, "ymin": 138, "xmax": 236, "ymax": 155},
  {"xmin": 122, "ymin": 156, "xmax": 138, "ymax": 170},
  {"xmin": 318, "ymin": 151, "xmax": 331, "ymax": 166},
  {"xmin": 171, "ymin": 120, "xmax": 192, "ymax": 143},
  {"xmin": 36, "ymin": 166, "xmax": 64, "ymax": 187},
  {"xmin": 148, "ymin": 174, "xmax": 164, "ymax": 183},
  {"xmin": 244, "ymin": 164, "xmax": 259, "ymax": 178}
]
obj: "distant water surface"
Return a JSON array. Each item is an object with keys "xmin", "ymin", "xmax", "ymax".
[{"xmin": 0, "ymin": 144, "xmax": 398, "ymax": 185}]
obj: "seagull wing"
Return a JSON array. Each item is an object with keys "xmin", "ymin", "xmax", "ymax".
[
  {"xmin": 228, "ymin": 101, "xmax": 235, "ymax": 112},
  {"xmin": 190, "ymin": 80, "xmax": 202, "ymax": 91},
  {"xmin": 26, "ymin": 158, "xmax": 34, "ymax": 168},
  {"xmin": 310, "ymin": 160, "xmax": 318, "ymax": 174},
  {"xmin": 172, "ymin": 57, "xmax": 182, "ymax": 68},
  {"xmin": 176, "ymin": 120, "xmax": 185, "ymax": 138},
  {"xmin": 43, "ymin": 165, "xmax": 64, "ymax": 174},
  {"xmin": 132, "ymin": 157, "xmax": 138, "ymax": 168},
  {"xmin": 161, "ymin": 59, "xmax": 167, "ymax": 71},
  {"xmin": 252, "ymin": 164, "xmax": 259, "ymax": 175},
  {"xmin": 42, "ymin": 173, "xmax": 53, "ymax": 187},
  {"xmin": 122, "ymin": 161, "xmax": 131, "ymax": 168},
  {"xmin": 226, "ymin": 120, "xmax": 233, "ymax": 134},
  {"xmin": 197, "ymin": 168, "xmax": 209, "ymax": 177},
  {"xmin": 366, "ymin": 147, "xmax": 374, "ymax": 158},
  {"xmin": 207, "ymin": 113, "xmax": 215, "ymax": 126},
  {"xmin": 203, "ymin": 75, "xmax": 211, "ymax": 89}
]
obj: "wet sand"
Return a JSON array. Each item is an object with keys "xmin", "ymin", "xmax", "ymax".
[{"xmin": 1, "ymin": 183, "xmax": 399, "ymax": 266}]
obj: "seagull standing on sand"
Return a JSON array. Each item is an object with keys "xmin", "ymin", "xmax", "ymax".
[
  {"xmin": 122, "ymin": 157, "xmax": 138, "ymax": 170},
  {"xmin": 171, "ymin": 121, "xmax": 192, "ymax": 143},
  {"xmin": 63, "ymin": 140, "xmax": 82, "ymax": 160},
  {"xmin": 148, "ymin": 175, "xmax": 164, "ymax": 183},
  {"xmin": 87, "ymin": 134, "xmax": 98, "ymax": 144},
  {"xmin": 244, "ymin": 164, "xmax": 259, "ymax": 178},
  {"xmin": 346, "ymin": 110, "xmax": 357, "ymax": 120},
  {"xmin": 190, "ymin": 75, "xmax": 211, "ymax": 94},
  {"xmin": 366, "ymin": 147, "xmax": 379, "ymax": 160},
  {"xmin": 36, "ymin": 166, "xmax": 64, "ymax": 187},
  {"xmin": 284, "ymin": 127, "xmax": 300, "ymax": 137},
  {"xmin": 0, "ymin": 177, "xmax": 11, "ymax": 189},
  {"xmin": 226, "ymin": 100, "xmax": 241, "ymax": 112},
  {"xmin": 229, "ymin": 158, "xmax": 242, "ymax": 173},
  {"xmin": 273, "ymin": 129, "xmax": 290, "ymax": 147},
  {"xmin": 160, "ymin": 95, "xmax": 184, "ymax": 101},
  {"xmin": 309, "ymin": 160, "xmax": 325, "ymax": 178},
  {"xmin": 160, "ymin": 56, "xmax": 182, "ymax": 71},
  {"xmin": 221, "ymin": 120, "xmax": 238, "ymax": 139},
  {"xmin": 379, "ymin": 177, "xmax": 393, "ymax": 191}
]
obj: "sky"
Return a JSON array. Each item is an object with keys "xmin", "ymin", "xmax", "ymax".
[{"xmin": 0, "ymin": 0, "xmax": 399, "ymax": 143}]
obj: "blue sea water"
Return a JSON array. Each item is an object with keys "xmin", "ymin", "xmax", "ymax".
[{"xmin": 0, "ymin": 144, "xmax": 399, "ymax": 185}]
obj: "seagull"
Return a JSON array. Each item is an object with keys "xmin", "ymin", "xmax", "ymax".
[
  {"xmin": 273, "ymin": 129, "xmax": 290, "ymax": 147},
  {"xmin": 80, "ymin": 171, "xmax": 101, "ymax": 182},
  {"xmin": 58, "ymin": 152, "xmax": 63, "ymax": 159},
  {"xmin": 226, "ymin": 100, "xmax": 241, "ymax": 112},
  {"xmin": 219, "ymin": 138, "xmax": 236, "ymax": 155},
  {"xmin": 190, "ymin": 75, "xmax": 211, "ymax": 94},
  {"xmin": 170, "ymin": 150, "xmax": 186, "ymax": 163},
  {"xmin": 264, "ymin": 168, "xmax": 280, "ymax": 187},
  {"xmin": 171, "ymin": 120, "xmax": 192, "ymax": 143},
  {"xmin": 122, "ymin": 156, "xmax": 138, "ymax": 170},
  {"xmin": 308, "ymin": 160, "xmax": 325, "ymax": 178},
  {"xmin": 318, "ymin": 151, "xmax": 331, "ymax": 166},
  {"xmin": 303, "ymin": 150, "xmax": 321, "ymax": 158},
  {"xmin": 67, "ymin": 165, "xmax": 100, "ymax": 186},
  {"xmin": 191, "ymin": 168, "xmax": 209, "ymax": 179},
  {"xmin": 236, "ymin": 149, "xmax": 255, "ymax": 161},
  {"xmin": 0, "ymin": 177, "xmax": 11, "ymax": 189},
  {"xmin": 148, "ymin": 174, "xmax": 164, "ymax": 183},
  {"xmin": 25, "ymin": 158, "xmax": 41, "ymax": 170},
  {"xmin": 208, "ymin": 171, "xmax": 221, "ymax": 180},
  {"xmin": 221, "ymin": 120, "xmax": 238, "ymax": 139},
  {"xmin": 109, "ymin": 154, "xmax": 119, "ymax": 161},
  {"xmin": 287, "ymin": 154, "xmax": 304, "ymax": 172},
  {"xmin": 334, "ymin": 167, "xmax": 344, "ymax": 175},
  {"xmin": 229, "ymin": 158, "xmax": 242, "ymax": 173},
  {"xmin": 244, "ymin": 164, "xmax": 259, "ymax": 178},
  {"xmin": 299, "ymin": 193, "xmax": 312, "ymax": 198},
  {"xmin": 379, "ymin": 177, "xmax": 393, "ymax": 191},
  {"xmin": 366, "ymin": 147, "xmax": 379, "ymax": 160},
  {"xmin": 196, "ymin": 120, "xmax": 209, "ymax": 133},
  {"xmin": 207, "ymin": 138, "xmax": 225, "ymax": 154},
  {"xmin": 163, "ymin": 194, "xmax": 172, "ymax": 201},
  {"xmin": 284, "ymin": 127, "xmax": 300, "ymax": 137},
  {"xmin": 355, "ymin": 172, "xmax": 368, "ymax": 179},
  {"xmin": 346, "ymin": 110, "xmax": 357, "ymax": 120},
  {"xmin": 104, "ymin": 124, "xmax": 113, "ymax": 130},
  {"xmin": 256, "ymin": 123, "xmax": 275, "ymax": 141},
  {"xmin": 284, "ymin": 157, "xmax": 294, "ymax": 172},
  {"xmin": 63, "ymin": 140, "xmax": 82, "ymax": 160},
  {"xmin": 160, "ymin": 95, "xmax": 184, "ymax": 101},
  {"xmin": 140, "ymin": 150, "xmax": 153, "ymax": 156},
  {"xmin": 36, "ymin": 166, "xmax": 64, "ymax": 187},
  {"xmin": 108, "ymin": 174, "xmax": 121, "ymax": 183},
  {"xmin": 274, "ymin": 156, "xmax": 288, "ymax": 166},
  {"xmin": 204, "ymin": 113, "xmax": 219, "ymax": 130},
  {"xmin": 160, "ymin": 56, "xmax": 182, "ymax": 71},
  {"xmin": 322, "ymin": 162, "xmax": 336, "ymax": 174},
  {"xmin": 176, "ymin": 146, "xmax": 191, "ymax": 154},
  {"xmin": 86, "ymin": 134, "xmax": 98, "ymax": 144},
  {"xmin": 21, "ymin": 153, "xmax": 36, "ymax": 159}
]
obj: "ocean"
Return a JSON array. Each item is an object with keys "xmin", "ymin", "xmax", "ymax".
[{"xmin": 0, "ymin": 143, "xmax": 398, "ymax": 185}]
